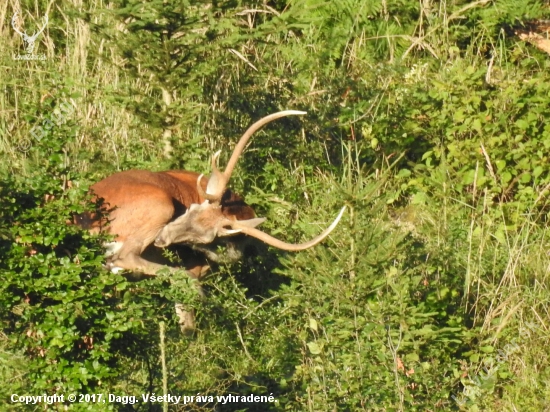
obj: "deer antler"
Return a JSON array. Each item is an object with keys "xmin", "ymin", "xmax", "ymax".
[
  {"xmin": 219, "ymin": 206, "xmax": 347, "ymax": 251},
  {"xmin": 11, "ymin": 12, "xmax": 25, "ymax": 37},
  {"xmin": 28, "ymin": 15, "xmax": 48, "ymax": 41},
  {"xmin": 196, "ymin": 150, "xmax": 221, "ymax": 201},
  {"xmin": 197, "ymin": 110, "xmax": 307, "ymax": 205}
]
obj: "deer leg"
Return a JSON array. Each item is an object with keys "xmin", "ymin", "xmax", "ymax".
[
  {"xmin": 112, "ymin": 250, "xmax": 202, "ymax": 333},
  {"xmin": 108, "ymin": 240, "xmax": 205, "ymax": 333},
  {"xmin": 108, "ymin": 249, "xmax": 170, "ymax": 278},
  {"xmin": 165, "ymin": 248, "xmax": 210, "ymax": 333}
]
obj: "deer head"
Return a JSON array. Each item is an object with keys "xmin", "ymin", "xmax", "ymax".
[{"xmin": 154, "ymin": 111, "xmax": 345, "ymax": 251}]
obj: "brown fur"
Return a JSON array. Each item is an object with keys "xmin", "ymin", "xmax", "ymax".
[{"xmin": 77, "ymin": 169, "xmax": 255, "ymax": 278}]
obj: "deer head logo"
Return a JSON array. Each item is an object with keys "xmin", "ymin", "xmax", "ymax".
[{"xmin": 11, "ymin": 12, "xmax": 48, "ymax": 55}]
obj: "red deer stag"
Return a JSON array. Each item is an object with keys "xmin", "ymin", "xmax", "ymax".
[
  {"xmin": 84, "ymin": 110, "xmax": 345, "ymax": 277},
  {"xmin": 80, "ymin": 111, "xmax": 345, "ymax": 329}
]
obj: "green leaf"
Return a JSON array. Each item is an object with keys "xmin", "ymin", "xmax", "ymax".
[
  {"xmin": 309, "ymin": 318, "xmax": 318, "ymax": 332},
  {"xmin": 307, "ymin": 342, "xmax": 322, "ymax": 355},
  {"xmin": 479, "ymin": 346, "xmax": 494, "ymax": 354},
  {"xmin": 500, "ymin": 171, "xmax": 512, "ymax": 184},
  {"xmin": 405, "ymin": 353, "xmax": 419, "ymax": 362}
]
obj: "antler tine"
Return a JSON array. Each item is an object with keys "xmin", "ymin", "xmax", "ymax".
[
  {"xmin": 11, "ymin": 12, "xmax": 24, "ymax": 36},
  {"xmin": 196, "ymin": 174, "xmax": 212, "ymax": 201},
  {"xmin": 197, "ymin": 151, "xmax": 224, "ymax": 202},
  {"xmin": 226, "ymin": 206, "xmax": 346, "ymax": 251},
  {"xmin": 31, "ymin": 15, "xmax": 48, "ymax": 39}
]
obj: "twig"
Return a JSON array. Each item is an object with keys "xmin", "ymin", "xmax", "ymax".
[
  {"xmin": 236, "ymin": 9, "xmax": 276, "ymax": 16},
  {"xmin": 480, "ymin": 143, "xmax": 497, "ymax": 183},
  {"xmin": 485, "ymin": 52, "xmax": 495, "ymax": 84},
  {"xmin": 447, "ymin": 0, "xmax": 492, "ymax": 23},
  {"xmin": 235, "ymin": 322, "xmax": 254, "ymax": 361},
  {"xmin": 228, "ymin": 48, "xmax": 258, "ymax": 71},
  {"xmin": 159, "ymin": 321, "xmax": 168, "ymax": 412}
]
